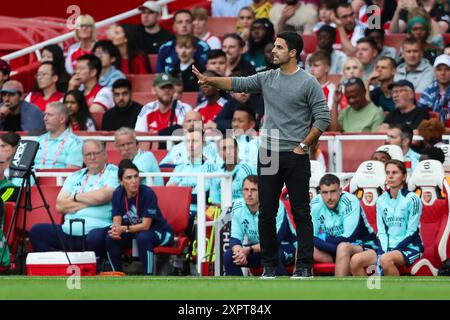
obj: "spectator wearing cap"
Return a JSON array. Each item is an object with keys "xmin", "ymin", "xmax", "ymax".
[
  {"xmin": 192, "ymin": 7, "xmax": 222, "ymax": 50},
  {"xmin": 0, "ymin": 80, "xmax": 44, "ymax": 133},
  {"xmin": 417, "ymin": 54, "xmax": 450, "ymax": 128},
  {"xmin": 65, "ymin": 14, "xmax": 96, "ymax": 75},
  {"xmin": 244, "ymin": 18, "xmax": 275, "ymax": 72},
  {"xmin": 306, "ymin": 25, "xmax": 347, "ymax": 75},
  {"xmin": 394, "ymin": 38, "xmax": 435, "ymax": 93},
  {"xmin": 135, "ymin": 73, "xmax": 192, "ymax": 134},
  {"xmin": 102, "ymin": 79, "xmax": 143, "ymax": 131},
  {"xmin": 329, "ymin": 77, "xmax": 384, "ymax": 132},
  {"xmin": 379, "ymin": 80, "xmax": 430, "ymax": 132},
  {"xmin": 156, "ymin": 10, "xmax": 210, "ymax": 74},
  {"xmin": 269, "ymin": 0, "xmax": 318, "ymax": 34},
  {"xmin": 212, "ymin": 0, "xmax": 253, "ymax": 17},
  {"xmin": 136, "ymin": 1, "xmax": 174, "ymax": 55},
  {"xmin": 24, "ymin": 61, "xmax": 64, "ymax": 112},
  {"xmin": 0, "ymin": 60, "xmax": 11, "ymax": 94}
]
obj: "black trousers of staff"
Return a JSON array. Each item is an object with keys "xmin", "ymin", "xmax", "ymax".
[{"xmin": 257, "ymin": 149, "xmax": 313, "ymax": 270}]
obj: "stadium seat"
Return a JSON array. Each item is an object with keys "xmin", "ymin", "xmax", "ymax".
[
  {"xmin": 398, "ymin": 166, "xmax": 450, "ymax": 276},
  {"xmin": 152, "ymin": 186, "xmax": 192, "ymax": 257},
  {"xmin": 384, "ymin": 33, "xmax": 407, "ymax": 55},
  {"xmin": 152, "ymin": 149, "xmax": 169, "ymax": 163},
  {"xmin": 302, "ymin": 34, "xmax": 317, "ymax": 54},
  {"xmin": 15, "ymin": 185, "xmax": 63, "ymax": 234},
  {"xmin": 309, "ymin": 160, "xmax": 326, "ymax": 200},
  {"xmin": 435, "ymin": 144, "xmax": 450, "ymax": 173},
  {"xmin": 376, "ymin": 144, "xmax": 404, "ymax": 161},
  {"xmin": 91, "ymin": 112, "xmax": 104, "ymax": 130},
  {"xmin": 349, "ymin": 160, "xmax": 386, "ymax": 206},
  {"xmin": 132, "ymin": 92, "xmax": 154, "ymax": 105},
  {"xmin": 206, "ymin": 17, "xmax": 237, "ymax": 38},
  {"xmin": 106, "ymin": 149, "xmax": 122, "ymax": 165},
  {"xmin": 128, "ymin": 74, "xmax": 156, "ymax": 93},
  {"xmin": 408, "ymin": 160, "xmax": 445, "ymax": 206},
  {"xmin": 180, "ymin": 92, "xmax": 199, "ymax": 107},
  {"xmin": 36, "ymin": 168, "xmax": 78, "ymax": 185},
  {"xmin": 328, "ymin": 74, "xmax": 342, "ymax": 87},
  {"xmin": 147, "ymin": 54, "xmax": 157, "ymax": 73}
]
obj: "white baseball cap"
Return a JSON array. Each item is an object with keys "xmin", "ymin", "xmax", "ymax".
[
  {"xmin": 139, "ymin": 1, "xmax": 161, "ymax": 13},
  {"xmin": 433, "ymin": 54, "xmax": 450, "ymax": 68}
]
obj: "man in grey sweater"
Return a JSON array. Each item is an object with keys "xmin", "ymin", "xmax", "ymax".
[{"xmin": 193, "ymin": 31, "xmax": 330, "ymax": 278}]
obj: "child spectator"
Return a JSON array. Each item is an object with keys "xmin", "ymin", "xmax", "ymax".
[{"xmin": 192, "ymin": 6, "xmax": 222, "ymax": 50}]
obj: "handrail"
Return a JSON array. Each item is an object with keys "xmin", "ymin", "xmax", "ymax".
[{"xmin": 1, "ymin": 0, "xmax": 175, "ymax": 62}]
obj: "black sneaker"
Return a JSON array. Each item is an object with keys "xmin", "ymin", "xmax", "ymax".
[
  {"xmin": 260, "ymin": 267, "xmax": 276, "ymax": 279},
  {"xmin": 171, "ymin": 267, "xmax": 185, "ymax": 276},
  {"xmin": 291, "ymin": 267, "xmax": 313, "ymax": 279}
]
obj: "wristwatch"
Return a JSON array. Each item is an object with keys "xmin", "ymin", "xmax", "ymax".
[
  {"xmin": 126, "ymin": 225, "xmax": 130, "ymax": 233},
  {"xmin": 73, "ymin": 192, "xmax": 78, "ymax": 202},
  {"xmin": 299, "ymin": 142, "xmax": 309, "ymax": 152}
]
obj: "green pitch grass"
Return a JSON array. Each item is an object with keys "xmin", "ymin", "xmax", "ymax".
[{"xmin": 0, "ymin": 276, "xmax": 449, "ymax": 300}]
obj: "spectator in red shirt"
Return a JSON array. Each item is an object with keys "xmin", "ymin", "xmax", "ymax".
[
  {"xmin": 135, "ymin": 73, "xmax": 192, "ymax": 134},
  {"xmin": 25, "ymin": 62, "xmax": 64, "ymax": 112},
  {"xmin": 112, "ymin": 24, "xmax": 151, "ymax": 74},
  {"xmin": 65, "ymin": 14, "xmax": 97, "ymax": 75},
  {"xmin": 68, "ymin": 54, "xmax": 114, "ymax": 113},
  {"xmin": 195, "ymin": 70, "xmax": 229, "ymax": 125}
]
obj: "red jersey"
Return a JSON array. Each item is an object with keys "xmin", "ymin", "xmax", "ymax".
[
  {"xmin": 121, "ymin": 54, "xmax": 149, "ymax": 74},
  {"xmin": 195, "ymin": 97, "xmax": 228, "ymax": 124},
  {"xmin": 26, "ymin": 91, "xmax": 64, "ymax": 112},
  {"xmin": 145, "ymin": 108, "xmax": 177, "ymax": 132}
]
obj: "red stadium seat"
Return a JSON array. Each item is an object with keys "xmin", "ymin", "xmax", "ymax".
[
  {"xmin": 151, "ymin": 149, "xmax": 169, "ymax": 163},
  {"xmin": 3, "ymin": 202, "xmax": 17, "ymax": 248},
  {"xmin": 148, "ymin": 54, "xmax": 157, "ymax": 72},
  {"xmin": 132, "ymin": 92, "xmax": 154, "ymax": 105},
  {"xmin": 152, "ymin": 186, "xmax": 192, "ymax": 256},
  {"xmin": 106, "ymin": 149, "xmax": 122, "ymax": 165},
  {"xmin": 36, "ymin": 168, "xmax": 78, "ymax": 185},
  {"xmin": 302, "ymin": 34, "xmax": 318, "ymax": 54},
  {"xmin": 15, "ymin": 185, "xmax": 63, "ymax": 235},
  {"xmin": 91, "ymin": 112, "xmax": 104, "ymax": 130},
  {"xmin": 206, "ymin": 17, "xmax": 237, "ymax": 38},
  {"xmin": 180, "ymin": 92, "xmax": 199, "ymax": 107},
  {"xmin": 384, "ymin": 33, "xmax": 407, "ymax": 55},
  {"xmin": 128, "ymin": 74, "xmax": 156, "ymax": 93}
]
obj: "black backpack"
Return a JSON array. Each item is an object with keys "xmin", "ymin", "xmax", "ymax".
[{"xmin": 438, "ymin": 259, "xmax": 450, "ymax": 276}]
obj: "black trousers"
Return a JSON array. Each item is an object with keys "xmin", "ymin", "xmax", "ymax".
[{"xmin": 257, "ymin": 149, "xmax": 313, "ymax": 269}]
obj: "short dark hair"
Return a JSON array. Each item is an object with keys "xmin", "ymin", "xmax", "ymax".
[
  {"xmin": 223, "ymin": 33, "xmax": 246, "ymax": 48},
  {"xmin": 344, "ymin": 77, "xmax": 366, "ymax": 91},
  {"xmin": 118, "ymin": 159, "xmax": 139, "ymax": 181},
  {"xmin": 357, "ymin": 36, "xmax": 378, "ymax": 52},
  {"xmin": 77, "ymin": 54, "xmax": 102, "ymax": 80},
  {"xmin": 39, "ymin": 61, "xmax": 61, "ymax": 78},
  {"xmin": 174, "ymin": 9, "xmax": 193, "ymax": 22},
  {"xmin": 234, "ymin": 104, "xmax": 256, "ymax": 123},
  {"xmin": 422, "ymin": 146, "xmax": 445, "ymax": 163},
  {"xmin": 112, "ymin": 78, "xmax": 132, "ymax": 91},
  {"xmin": 364, "ymin": 27, "xmax": 385, "ymax": 38},
  {"xmin": 207, "ymin": 49, "xmax": 226, "ymax": 61},
  {"xmin": 318, "ymin": 25, "xmax": 336, "ymax": 41},
  {"xmin": 308, "ymin": 50, "xmax": 331, "ymax": 67},
  {"xmin": 0, "ymin": 132, "xmax": 20, "ymax": 148},
  {"xmin": 276, "ymin": 31, "xmax": 303, "ymax": 61},
  {"xmin": 243, "ymin": 174, "xmax": 258, "ymax": 186},
  {"xmin": 319, "ymin": 173, "xmax": 340, "ymax": 187},
  {"xmin": 335, "ymin": 2, "xmax": 352, "ymax": 15},
  {"xmin": 389, "ymin": 123, "xmax": 414, "ymax": 143},
  {"xmin": 93, "ymin": 40, "xmax": 122, "ymax": 69},
  {"xmin": 378, "ymin": 56, "xmax": 397, "ymax": 69}
]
